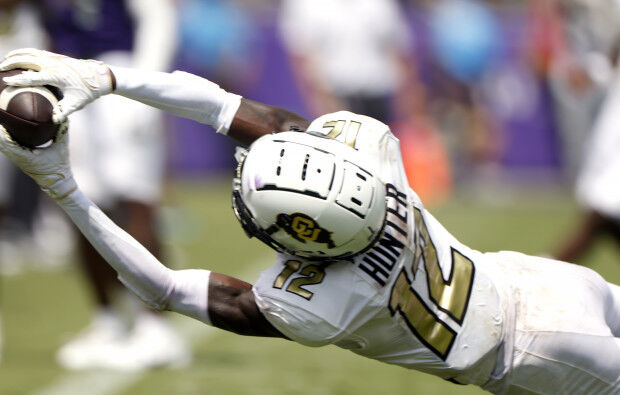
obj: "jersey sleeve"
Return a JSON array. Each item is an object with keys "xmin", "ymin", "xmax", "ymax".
[
  {"xmin": 252, "ymin": 257, "xmax": 380, "ymax": 347},
  {"xmin": 253, "ymin": 286, "xmax": 342, "ymax": 347}
]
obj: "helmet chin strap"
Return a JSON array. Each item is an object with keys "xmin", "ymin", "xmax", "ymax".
[{"xmin": 264, "ymin": 224, "xmax": 280, "ymax": 235}]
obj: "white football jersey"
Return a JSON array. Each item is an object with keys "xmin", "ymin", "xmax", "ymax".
[{"xmin": 252, "ymin": 112, "xmax": 505, "ymax": 385}]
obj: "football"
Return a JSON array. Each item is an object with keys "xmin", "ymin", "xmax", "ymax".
[{"xmin": 0, "ymin": 69, "xmax": 62, "ymax": 149}]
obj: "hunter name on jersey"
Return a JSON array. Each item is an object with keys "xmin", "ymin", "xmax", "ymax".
[{"xmin": 356, "ymin": 183, "xmax": 408, "ymax": 287}]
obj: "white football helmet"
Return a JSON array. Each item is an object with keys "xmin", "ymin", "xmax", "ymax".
[{"xmin": 232, "ymin": 129, "xmax": 387, "ymax": 260}]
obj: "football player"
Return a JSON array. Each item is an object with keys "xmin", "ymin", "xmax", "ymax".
[{"xmin": 0, "ymin": 49, "xmax": 618, "ymax": 393}]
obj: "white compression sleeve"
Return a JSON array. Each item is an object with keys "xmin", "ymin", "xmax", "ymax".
[
  {"xmin": 109, "ymin": 66, "xmax": 242, "ymax": 134},
  {"xmin": 57, "ymin": 188, "xmax": 211, "ymax": 325}
]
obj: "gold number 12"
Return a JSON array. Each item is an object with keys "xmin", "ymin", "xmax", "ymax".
[{"xmin": 388, "ymin": 208, "xmax": 475, "ymax": 360}]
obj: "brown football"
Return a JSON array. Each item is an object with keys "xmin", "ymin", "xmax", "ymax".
[{"xmin": 0, "ymin": 69, "xmax": 62, "ymax": 149}]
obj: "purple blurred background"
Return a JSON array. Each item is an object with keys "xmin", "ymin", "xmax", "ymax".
[{"xmin": 170, "ymin": 1, "xmax": 560, "ymax": 176}]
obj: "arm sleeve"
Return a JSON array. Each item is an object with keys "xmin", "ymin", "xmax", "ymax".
[
  {"xmin": 109, "ymin": 66, "xmax": 242, "ymax": 134},
  {"xmin": 57, "ymin": 188, "xmax": 211, "ymax": 324}
]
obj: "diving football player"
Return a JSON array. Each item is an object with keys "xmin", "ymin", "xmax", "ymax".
[{"xmin": 0, "ymin": 49, "xmax": 618, "ymax": 393}]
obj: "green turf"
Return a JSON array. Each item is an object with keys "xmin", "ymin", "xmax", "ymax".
[{"xmin": 0, "ymin": 180, "xmax": 618, "ymax": 394}]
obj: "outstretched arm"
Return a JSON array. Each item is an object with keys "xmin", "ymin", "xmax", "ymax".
[
  {"xmin": 0, "ymin": 49, "xmax": 310, "ymax": 146},
  {"xmin": 59, "ymin": 187, "xmax": 285, "ymax": 338},
  {"xmin": 0, "ymin": 124, "xmax": 285, "ymax": 339},
  {"xmin": 108, "ymin": 66, "xmax": 309, "ymax": 146}
]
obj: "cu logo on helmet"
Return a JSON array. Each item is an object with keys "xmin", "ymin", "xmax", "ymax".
[{"xmin": 277, "ymin": 213, "xmax": 335, "ymax": 249}]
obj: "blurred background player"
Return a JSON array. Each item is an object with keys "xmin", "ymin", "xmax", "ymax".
[
  {"xmin": 278, "ymin": 0, "xmax": 417, "ymax": 124},
  {"xmin": 38, "ymin": 0, "xmax": 188, "ymax": 370},
  {"xmin": 548, "ymin": 0, "xmax": 620, "ymax": 264},
  {"xmin": 542, "ymin": 0, "xmax": 614, "ymax": 183},
  {"xmin": 553, "ymin": 42, "xmax": 620, "ymax": 263}
]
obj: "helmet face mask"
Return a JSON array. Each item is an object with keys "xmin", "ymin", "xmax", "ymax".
[{"xmin": 232, "ymin": 130, "xmax": 387, "ymax": 260}]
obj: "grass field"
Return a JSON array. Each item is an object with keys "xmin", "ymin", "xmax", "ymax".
[{"xmin": 1, "ymin": 179, "xmax": 619, "ymax": 395}]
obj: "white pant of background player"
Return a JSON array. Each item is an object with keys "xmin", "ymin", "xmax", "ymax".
[
  {"xmin": 483, "ymin": 252, "xmax": 620, "ymax": 394},
  {"xmin": 69, "ymin": 51, "xmax": 165, "ymax": 207},
  {"xmin": 62, "ymin": 52, "xmax": 188, "ymax": 370}
]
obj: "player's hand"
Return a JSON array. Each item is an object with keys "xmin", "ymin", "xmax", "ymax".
[
  {"xmin": 0, "ymin": 48, "xmax": 114, "ymax": 124},
  {"xmin": 0, "ymin": 123, "xmax": 77, "ymax": 200}
]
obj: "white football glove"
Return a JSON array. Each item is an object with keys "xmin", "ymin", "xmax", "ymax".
[
  {"xmin": 0, "ymin": 123, "xmax": 77, "ymax": 200},
  {"xmin": 0, "ymin": 48, "xmax": 114, "ymax": 123}
]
